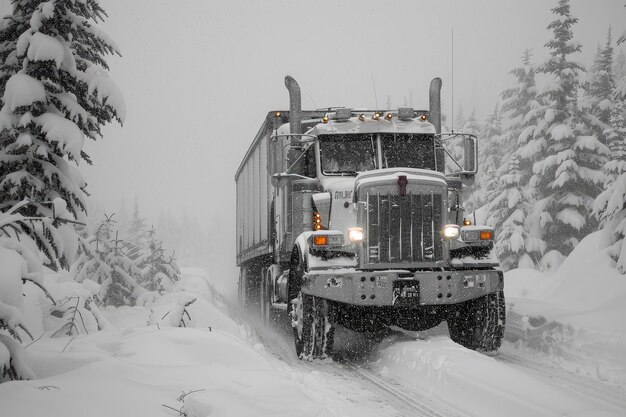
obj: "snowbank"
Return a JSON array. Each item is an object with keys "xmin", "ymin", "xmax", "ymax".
[
  {"xmin": 0, "ymin": 268, "xmax": 342, "ymax": 417},
  {"xmin": 377, "ymin": 336, "xmax": 623, "ymax": 417}
]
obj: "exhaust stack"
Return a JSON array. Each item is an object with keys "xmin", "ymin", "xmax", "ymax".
[
  {"xmin": 284, "ymin": 75, "xmax": 302, "ymax": 143},
  {"xmin": 429, "ymin": 77, "xmax": 442, "ymax": 134}
]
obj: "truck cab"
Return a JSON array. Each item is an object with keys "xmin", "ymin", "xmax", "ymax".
[{"xmin": 235, "ymin": 76, "xmax": 504, "ymax": 360}]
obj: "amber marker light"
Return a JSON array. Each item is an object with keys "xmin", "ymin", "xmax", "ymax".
[
  {"xmin": 372, "ymin": 112, "xmax": 380, "ymax": 120},
  {"xmin": 463, "ymin": 219, "xmax": 472, "ymax": 226},
  {"xmin": 313, "ymin": 211, "xmax": 322, "ymax": 230},
  {"xmin": 420, "ymin": 114, "xmax": 428, "ymax": 121},
  {"xmin": 359, "ymin": 114, "xmax": 366, "ymax": 121},
  {"xmin": 480, "ymin": 230, "xmax": 494, "ymax": 240},
  {"xmin": 385, "ymin": 112, "xmax": 393, "ymax": 121},
  {"xmin": 313, "ymin": 235, "xmax": 329, "ymax": 246},
  {"xmin": 275, "ymin": 111, "xmax": 282, "ymax": 117},
  {"xmin": 323, "ymin": 116, "xmax": 329, "ymax": 123}
]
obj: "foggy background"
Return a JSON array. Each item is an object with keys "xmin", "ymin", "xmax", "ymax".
[{"xmin": 1, "ymin": 0, "xmax": 624, "ymax": 297}]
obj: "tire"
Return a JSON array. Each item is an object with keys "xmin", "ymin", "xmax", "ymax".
[
  {"xmin": 288, "ymin": 249, "xmax": 335, "ymax": 360},
  {"xmin": 447, "ymin": 290, "xmax": 505, "ymax": 352}
]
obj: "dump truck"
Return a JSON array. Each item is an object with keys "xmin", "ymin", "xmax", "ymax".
[{"xmin": 235, "ymin": 76, "xmax": 504, "ymax": 360}]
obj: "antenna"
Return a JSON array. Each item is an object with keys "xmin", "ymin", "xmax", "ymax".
[
  {"xmin": 371, "ymin": 73, "xmax": 379, "ymax": 109},
  {"xmin": 451, "ymin": 27, "xmax": 454, "ymax": 132}
]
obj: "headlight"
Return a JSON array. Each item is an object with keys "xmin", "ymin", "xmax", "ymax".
[
  {"xmin": 441, "ymin": 224, "xmax": 460, "ymax": 240},
  {"xmin": 348, "ymin": 227, "xmax": 364, "ymax": 242}
]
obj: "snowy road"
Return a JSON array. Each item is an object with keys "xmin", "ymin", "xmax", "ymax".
[
  {"xmin": 1, "ymin": 267, "xmax": 624, "ymax": 417},
  {"xmin": 250, "ymin": 307, "xmax": 626, "ymax": 417}
]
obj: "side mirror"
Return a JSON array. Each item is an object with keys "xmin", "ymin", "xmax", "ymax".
[
  {"xmin": 464, "ymin": 135, "xmax": 477, "ymax": 174},
  {"xmin": 268, "ymin": 137, "xmax": 284, "ymax": 176},
  {"xmin": 438, "ymin": 132, "xmax": 478, "ymax": 180}
]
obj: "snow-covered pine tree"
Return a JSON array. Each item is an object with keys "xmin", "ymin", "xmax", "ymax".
[
  {"xmin": 127, "ymin": 197, "xmax": 147, "ymax": 250},
  {"xmin": 604, "ymin": 29, "xmax": 626, "ymax": 183},
  {"xmin": 135, "ymin": 227, "xmax": 181, "ymax": 293},
  {"xmin": 593, "ymin": 175, "xmax": 626, "ymax": 273},
  {"xmin": 490, "ymin": 50, "xmax": 546, "ymax": 269},
  {"xmin": 454, "ymin": 103, "xmax": 465, "ymax": 132},
  {"xmin": 583, "ymin": 28, "xmax": 615, "ymax": 145},
  {"xmin": 529, "ymin": 0, "xmax": 609, "ymax": 259},
  {"xmin": 0, "ymin": 1, "xmax": 124, "ymax": 270},
  {"xmin": 592, "ymin": 27, "xmax": 626, "ymax": 274},
  {"xmin": 477, "ymin": 104, "xmax": 503, "ymax": 206},
  {"xmin": 486, "ymin": 154, "xmax": 536, "ymax": 270},
  {"xmin": 460, "ymin": 108, "xmax": 486, "ymax": 214},
  {"xmin": 71, "ymin": 214, "xmax": 144, "ymax": 307},
  {"xmin": 0, "ymin": 200, "xmax": 48, "ymax": 382},
  {"xmin": 116, "ymin": 197, "xmax": 129, "ymax": 237}
]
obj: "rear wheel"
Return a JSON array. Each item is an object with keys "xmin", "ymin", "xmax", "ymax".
[
  {"xmin": 447, "ymin": 290, "xmax": 505, "ymax": 352},
  {"xmin": 288, "ymin": 249, "xmax": 335, "ymax": 360}
]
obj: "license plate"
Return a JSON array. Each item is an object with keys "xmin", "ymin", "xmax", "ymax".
[{"xmin": 392, "ymin": 280, "xmax": 420, "ymax": 306}]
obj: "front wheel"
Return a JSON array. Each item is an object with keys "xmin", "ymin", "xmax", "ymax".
[
  {"xmin": 291, "ymin": 291, "xmax": 335, "ymax": 360},
  {"xmin": 288, "ymin": 249, "xmax": 334, "ymax": 360},
  {"xmin": 447, "ymin": 290, "xmax": 505, "ymax": 352}
]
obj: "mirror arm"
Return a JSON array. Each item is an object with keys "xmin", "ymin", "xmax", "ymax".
[
  {"xmin": 442, "ymin": 145, "xmax": 464, "ymax": 171},
  {"xmin": 284, "ymin": 143, "xmax": 311, "ymax": 175}
]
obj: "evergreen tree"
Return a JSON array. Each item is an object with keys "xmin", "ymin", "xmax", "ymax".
[
  {"xmin": 529, "ymin": 0, "xmax": 608, "ymax": 258},
  {"xmin": 135, "ymin": 228, "xmax": 181, "ymax": 293},
  {"xmin": 465, "ymin": 105, "xmax": 501, "ymax": 214},
  {"xmin": 583, "ymin": 28, "xmax": 615, "ymax": 144},
  {"xmin": 614, "ymin": 48, "xmax": 626, "ymax": 82},
  {"xmin": 0, "ymin": 200, "xmax": 45, "ymax": 381},
  {"xmin": 461, "ymin": 108, "xmax": 480, "ymax": 134},
  {"xmin": 0, "ymin": 1, "xmax": 124, "ymax": 270},
  {"xmin": 70, "ymin": 214, "xmax": 144, "ymax": 307},
  {"xmin": 454, "ymin": 103, "xmax": 465, "ymax": 132},
  {"xmin": 127, "ymin": 197, "xmax": 147, "ymax": 248},
  {"xmin": 116, "ymin": 197, "xmax": 129, "ymax": 237},
  {"xmin": 493, "ymin": 50, "xmax": 547, "ymax": 268},
  {"xmin": 593, "ymin": 27, "xmax": 626, "ymax": 274},
  {"xmin": 486, "ymin": 154, "xmax": 539, "ymax": 270},
  {"xmin": 593, "ymin": 174, "xmax": 626, "ymax": 273}
]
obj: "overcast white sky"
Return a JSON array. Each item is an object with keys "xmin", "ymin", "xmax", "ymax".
[{"xmin": 1, "ymin": 0, "xmax": 625, "ymax": 266}]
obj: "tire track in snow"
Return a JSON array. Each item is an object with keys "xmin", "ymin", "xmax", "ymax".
[
  {"xmin": 329, "ymin": 361, "xmax": 464, "ymax": 417},
  {"xmin": 496, "ymin": 352, "xmax": 626, "ymax": 411}
]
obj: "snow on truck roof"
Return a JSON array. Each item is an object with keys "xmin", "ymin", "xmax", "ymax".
[
  {"xmin": 235, "ymin": 109, "xmax": 436, "ymax": 179},
  {"xmin": 311, "ymin": 115, "xmax": 437, "ymax": 136}
]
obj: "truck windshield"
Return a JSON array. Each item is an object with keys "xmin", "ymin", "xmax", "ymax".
[
  {"xmin": 319, "ymin": 134, "xmax": 377, "ymax": 175},
  {"xmin": 380, "ymin": 133, "xmax": 436, "ymax": 170}
]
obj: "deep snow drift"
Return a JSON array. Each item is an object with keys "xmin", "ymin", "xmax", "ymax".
[{"xmin": 0, "ymin": 231, "xmax": 625, "ymax": 416}]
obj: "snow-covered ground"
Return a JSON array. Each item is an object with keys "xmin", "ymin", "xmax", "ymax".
[{"xmin": 1, "ymin": 232, "xmax": 626, "ymax": 416}]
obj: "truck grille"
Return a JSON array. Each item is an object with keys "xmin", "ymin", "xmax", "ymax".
[{"xmin": 366, "ymin": 192, "xmax": 443, "ymax": 264}]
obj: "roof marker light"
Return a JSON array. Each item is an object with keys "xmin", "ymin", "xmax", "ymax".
[
  {"xmin": 275, "ymin": 111, "xmax": 282, "ymax": 117},
  {"xmin": 385, "ymin": 112, "xmax": 393, "ymax": 121},
  {"xmin": 359, "ymin": 114, "xmax": 366, "ymax": 121},
  {"xmin": 372, "ymin": 113, "xmax": 380, "ymax": 121},
  {"xmin": 323, "ymin": 115, "xmax": 329, "ymax": 123},
  {"xmin": 420, "ymin": 114, "xmax": 428, "ymax": 121}
]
